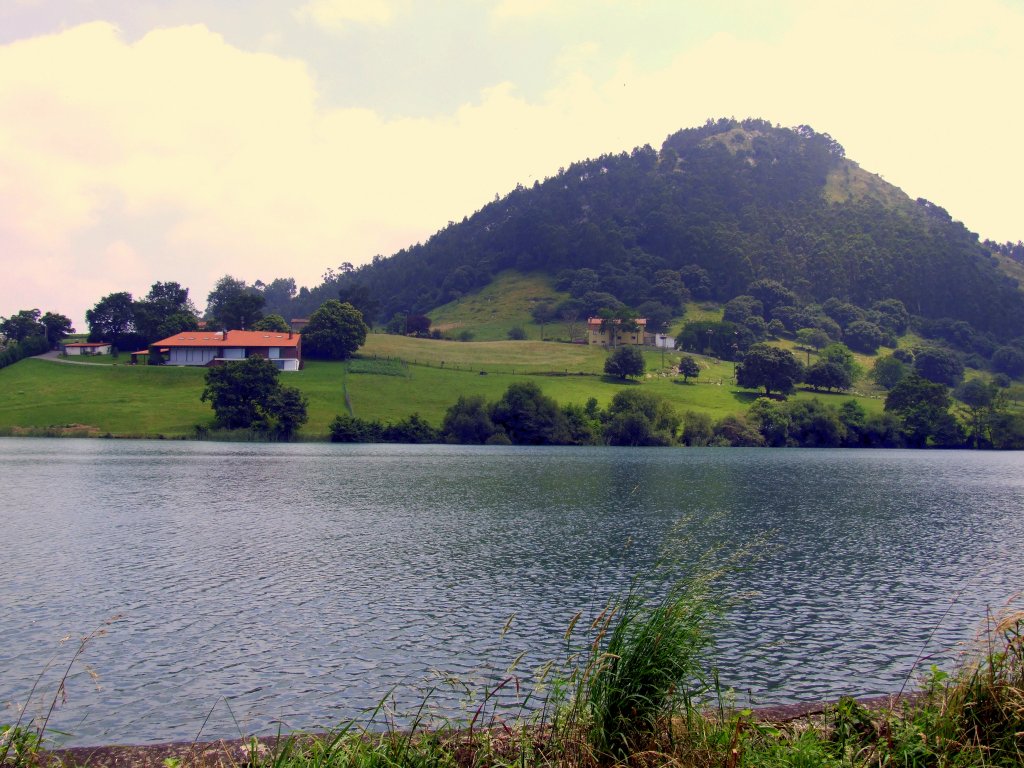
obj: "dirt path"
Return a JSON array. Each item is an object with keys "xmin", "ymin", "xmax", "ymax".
[{"xmin": 35, "ymin": 350, "xmax": 115, "ymax": 367}]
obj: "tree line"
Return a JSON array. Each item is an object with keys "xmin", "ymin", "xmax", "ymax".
[
  {"xmin": 0, "ymin": 308, "xmax": 75, "ymax": 368},
  {"xmin": 320, "ymin": 377, "xmax": 1024, "ymax": 450}
]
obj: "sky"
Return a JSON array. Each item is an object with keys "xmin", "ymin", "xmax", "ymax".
[{"xmin": 1, "ymin": 0, "xmax": 1022, "ymax": 329}]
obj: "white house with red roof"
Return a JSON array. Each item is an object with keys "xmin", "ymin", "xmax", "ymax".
[{"xmin": 150, "ymin": 329, "xmax": 302, "ymax": 371}]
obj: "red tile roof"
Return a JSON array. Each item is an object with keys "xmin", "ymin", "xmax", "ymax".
[
  {"xmin": 586, "ymin": 317, "xmax": 647, "ymax": 327},
  {"xmin": 151, "ymin": 330, "xmax": 300, "ymax": 348}
]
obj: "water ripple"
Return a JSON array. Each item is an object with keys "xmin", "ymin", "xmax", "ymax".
[{"xmin": 1, "ymin": 441, "xmax": 1022, "ymax": 745}]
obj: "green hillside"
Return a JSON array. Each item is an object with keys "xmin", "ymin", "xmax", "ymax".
[
  {"xmin": 427, "ymin": 271, "xmax": 566, "ymax": 341},
  {"xmin": 320, "ymin": 118, "xmax": 1023, "ymax": 343}
]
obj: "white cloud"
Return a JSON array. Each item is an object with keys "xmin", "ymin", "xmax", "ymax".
[
  {"xmin": 0, "ymin": 2, "xmax": 1021, "ymax": 329},
  {"xmin": 491, "ymin": 0, "xmax": 557, "ymax": 21},
  {"xmin": 295, "ymin": 0, "xmax": 395, "ymax": 30}
]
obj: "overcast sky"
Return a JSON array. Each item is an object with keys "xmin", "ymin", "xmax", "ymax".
[{"xmin": 1, "ymin": 0, "xmax": 1021, "ymax": 328}]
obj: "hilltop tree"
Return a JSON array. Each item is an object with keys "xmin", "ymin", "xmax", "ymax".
[{"xmin": 301, "ymin": 300, "xmax": 368, "ymax": 360}]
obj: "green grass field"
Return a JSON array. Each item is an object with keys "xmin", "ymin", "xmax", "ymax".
[{"xmin": 0, "ymin": 330, "xmax": 888, "ymax": 438}]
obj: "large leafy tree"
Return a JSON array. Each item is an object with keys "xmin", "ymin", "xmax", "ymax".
[
  {"xmin": 489, "ymin": 382, "xmax": 571, "ymax": 445},
  {"xmin": 736, "ymin": 343, "xmax": 803, "ymax": 396},
  {"xmin": 678, "ymin": 355, "xmax": 701, "ymax": 382},
  {"xmin": 441, "ymin": 395, "xmax": 496, "ymax": 444},
  {"xmin": 133, "ymin": 281, "xmax": 198, "ymax": 341},
  {"xmin": 913, "ymin": 346, "xmax": 965, "ymax": 387},
  {"xmin": 301, "ymin": 300, "xmax": 368, "ymax": 360},
  {"xmin": 604, "ymin": 345, "xmax": 645, "ymax": 379},
  {"xmin": 200, "ymin": 356, "xmax": 307, "ymax": 438},
  {"xmin": 871, "ymin": 355, "xmax": 907, "ymax": 389},
  {"xmin": 251, "ymin": 314, "xmax": 291, "ymax": 332},
  {"xmin": 954, "ymin": 379, "xmax": 1000, "ymax": 449},
  {"xmin": 884, "ymin": 374, "xmax": 960, "ymax": 447},
  {"xmin": 804, "ymin": 361, "xmax": 852, "ymax": 392},
  {"xmin": 256, "ymin": 277, "xmax": 298, "ymax": 318},
  {"xmin": 206, "ymin": 275, "xmax": 265, "ymax": 330},
  {"xmin": 40, "ymin": 312, "xmax": 74, "ymax": 347},
  {"xmin": 1, "ymin": 309, "xmax": 43, "ymax": 343},
  {"xmin": 86, "ymin": 292, "xmax": 141, "ymax": 349},
  {"xmin": 602, "ymin": 390, "xmax": 680, "ymax": 446}
]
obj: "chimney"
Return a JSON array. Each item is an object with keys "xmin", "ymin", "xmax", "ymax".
[{"xmin": 288, "ymin": 330, "xmax": 292, "ymax": 339}]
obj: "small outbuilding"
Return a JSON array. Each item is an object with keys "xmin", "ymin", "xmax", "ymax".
[{"xmin": 63, "ymin": 342, "xmax": 112, "ymax": 356}]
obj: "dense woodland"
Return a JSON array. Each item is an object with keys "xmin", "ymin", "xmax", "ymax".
[{"xmin": 315, "ymin": 118, "xmax": 1024, "ymax": 341}]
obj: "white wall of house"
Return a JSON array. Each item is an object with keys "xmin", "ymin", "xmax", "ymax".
[
  {"xmin": 274, "ymin": 358, "xmax": 300, "ymax": 371},
  {"xmin": 65, "ymin": 344, "xmax": 111, "ymax": 355},
  {"xmin": 168, "ymin": 348, "xmax": 217, "ymax": 366}
]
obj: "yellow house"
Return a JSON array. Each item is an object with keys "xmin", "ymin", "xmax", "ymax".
[{"xmin": 586, "ymin": 317, "xmax": 647, "ymax": 346}]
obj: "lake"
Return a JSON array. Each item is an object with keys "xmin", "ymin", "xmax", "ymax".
[{"xmin": 1, "ymin": 438, "xmax": 1022, "ymax": 746}]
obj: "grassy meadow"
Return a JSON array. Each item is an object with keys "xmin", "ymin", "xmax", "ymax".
[
  {"xmin": 427, "ymin": 270, "xmax": 567, "ymax": 341},
  {"xmin": 0, "ymin": 281, "xmax": 895, "ymax": 439},
  {"xmin": 0, "ymin": 324, "xmax": 887, "ymax": 438}
]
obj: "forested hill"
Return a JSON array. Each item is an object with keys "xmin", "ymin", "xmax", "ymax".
[{"xmin": 334, "ymin": 117, "xmax": 1023, "ymax": 338}]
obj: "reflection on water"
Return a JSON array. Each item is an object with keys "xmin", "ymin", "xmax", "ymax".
[{"xmin": 1, "ymin": 439, "xmax": 1022, "ymax": 745}]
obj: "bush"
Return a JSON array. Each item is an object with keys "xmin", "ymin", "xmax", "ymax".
[
  {"xmin": 603, "ymin": 390, "xmax": 679, "ymax": 446},
  {"xmin": 200, "ymin": 356, "xmax": 308, "ymax": 438},
  {"xmin": 506, "ymin": 326, "xmax": 527, "ymax": 340}
]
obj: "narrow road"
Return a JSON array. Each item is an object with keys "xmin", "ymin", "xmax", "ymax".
[{"xmin": 35, "ymin": 350, "xmax": 115, "ymax": 366}]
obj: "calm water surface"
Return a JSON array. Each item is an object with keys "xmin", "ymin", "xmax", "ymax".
[{"xmin": 1, "ymin": 438, "xmax": 1022, "ymax": 745}]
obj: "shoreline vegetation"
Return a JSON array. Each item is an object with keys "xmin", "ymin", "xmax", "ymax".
[{"xmin": 6, "ymin": 565, "xmax": 1022, "ymax": 768}]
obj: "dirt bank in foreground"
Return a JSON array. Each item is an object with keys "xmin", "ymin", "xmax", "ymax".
[{"xmin": 41, "ymin": 694, "xmax": 909, "ymax": 768}]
